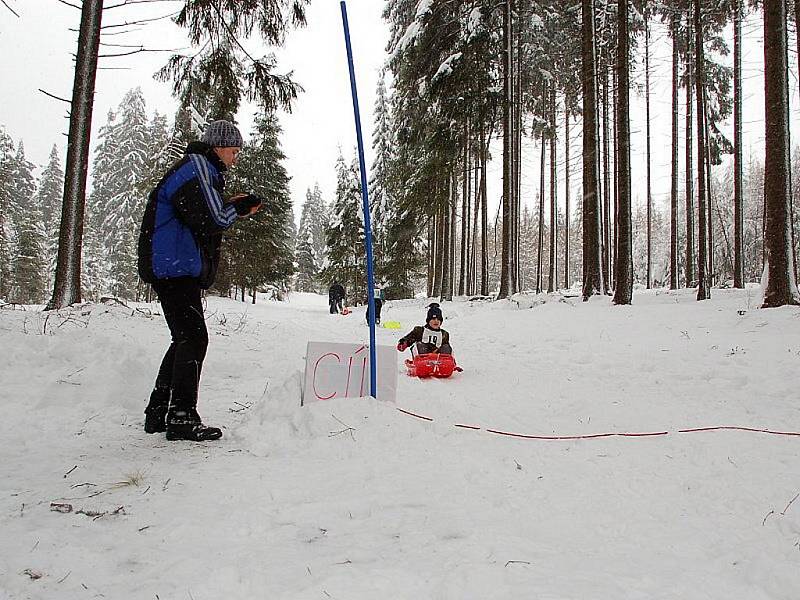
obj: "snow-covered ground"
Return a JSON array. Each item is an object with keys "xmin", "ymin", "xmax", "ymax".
[{"xmin": 1, "ymin": 288, "xmax": 799, "ymax": 600}]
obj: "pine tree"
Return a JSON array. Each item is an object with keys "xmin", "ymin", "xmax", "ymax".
[
  {"xmin": 11, "ymin": 142, "xmax": 36, "ymax": 217},
  {"xmin": 12, "ymin": 205, "xmax": 47, "ymax": 304},
  {"xmin": 223, "ymin": 111, "xmax": 295, "ymax": 301},
  {"xmin": 35, "ymin": 145, "xmax": 65, "ymax": 289},
  {"xmin": 0, "ymin": 127, "xmax": 16, "ymax": 300},
  {"xmin": 157, "ymin": 2, "xmax": 307, "ymax": 118},
  {"xmin": 322, "ymin": 152, "xmax": 365, "ymax": 301},
  {"xmin": 87, "ymin": 89, "xmax": 152, "ymax": 299},
  {"xmin": 298, "ymin": 183, "xmax": 329, "ymax": 289},
  {"xmin": 295, "ymin": 186, "xmax": 328, "ymax": 292},
  {"xmin": 369, "ymin": 69, "xmax": 394, "ymax": 282},
  {"xmin": 294, "ymin": 216, "xmax": 317, "ymax": 292},
  {"xmin": 48, "ymin": 0, "xmax": 103, "ymax": 310}
]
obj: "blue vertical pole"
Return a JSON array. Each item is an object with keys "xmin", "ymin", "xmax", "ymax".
[{"xmin": 340, "ymin": 1, "xmax": 378, "ymax": 399}]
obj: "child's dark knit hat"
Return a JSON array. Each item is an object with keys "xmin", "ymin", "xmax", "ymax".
[{"xmin": 426, "ymin": 303, "xmax": 443, "ymax": 324}]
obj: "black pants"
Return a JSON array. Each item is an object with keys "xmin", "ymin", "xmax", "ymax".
[
  {"xmin": 414, "ymin": 342, "xmax": 452, "ymax": 355},
  {"xmin": 329, "ymin": 298, "xmax": 343, "ymax": 314},
  {"xmin": 365, "ymin": 299, "xmax": 383, "ymax": 323},
  {"xmin": 152, "ymin": 278, "xmax": 208, "ymax": 410}
]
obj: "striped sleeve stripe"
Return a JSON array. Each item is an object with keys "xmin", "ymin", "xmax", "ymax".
[{"xmin": 189, "ymin": 154, "xmax": 237, "ymax": 228}]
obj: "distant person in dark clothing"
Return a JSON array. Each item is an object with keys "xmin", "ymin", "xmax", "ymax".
[
  {"xmin": 329, "ymin": 281, "xmax": 345, "ymax": 314},
  {"xmin": 396, "ymin": 303, "xmax": 452, "ymax": 355},
  {"xmin": 137, "ymin": 119, "xmax": 262, "ymax": 442},
  {"xmin": 366, "ymin": 285, "xmax": 385, "ymax": 325}
]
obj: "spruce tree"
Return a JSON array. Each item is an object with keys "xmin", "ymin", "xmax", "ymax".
[
  {"xmin": 0, "ymin": 128, "xmax": 15, "ymax": 300},
  {"xmin": 87, "ymin": 89, "xmax": 151, "ymax": 299},
  {"xmin": 294, "ymin": 217, "xmax": 317, "ymax": 292},
  {"xmin": 10, "ymin": 142, "xmax": 37, "ymax": 229},
  {"xmin": 35, "ymin": 145, "xmax": 65, "ymax": 289},
  {"xmin": 12, "ymin": 205, "xmax": 47, "ymax": 304},
  {"xmin": 295, "ymin": 188, "xmax": 325, "ymax": 292},
  {"xmin": 322, "ymin": 153, "xmax": 365, "ymax": 301},
  {"xmin": 369, "ymin": 70, "xmax": 393, "ymax": 283},
  {"xmin": 224, "ymin": 111, "xmax": 295, "ymax": 300}
]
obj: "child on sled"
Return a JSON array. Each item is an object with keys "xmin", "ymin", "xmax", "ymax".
[{"xmin": 396, "ymin": 303, "xmax": 452, "ymax": 355}]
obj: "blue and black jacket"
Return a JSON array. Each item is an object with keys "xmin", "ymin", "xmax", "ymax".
[{"xmin": 138, "ymin": 142, "xmax": 238, "ymax": 289}]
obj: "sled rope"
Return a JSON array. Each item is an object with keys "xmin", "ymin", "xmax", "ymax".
[{"xmin": 396, "ymin": 408, "xmax": 800, "ymax": 439}]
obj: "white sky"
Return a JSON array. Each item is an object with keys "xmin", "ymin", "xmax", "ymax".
[
  {"xmin": 0, "ymin": 0, "xmax": 387, "ymax": 220},
  {"xmin": 0, "ymin": 1, "xmax": 798, "ymax": 224}
]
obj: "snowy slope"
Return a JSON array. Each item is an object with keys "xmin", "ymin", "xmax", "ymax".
[{"xmin": 1, "ymin": 288, "xmax": 799, "ymax": 599}]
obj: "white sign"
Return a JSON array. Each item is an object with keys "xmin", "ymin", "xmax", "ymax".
[{"xmin": 302, "ymin": 342, "xmax": 397, "ymax": 405}]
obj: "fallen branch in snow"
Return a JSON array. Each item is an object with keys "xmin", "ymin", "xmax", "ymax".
[
  {"xmin": 50, "ymin": 502, "xmax": 73, "ymax": 513},
  {"xmin": 76, "ymin": 505, "xmax": 126, "ymax": 520},
  {"xmin": 229, "ymin": 401, "xmax": 253, "ymax": 414},
  {"xmin": 75, "ymin": 414, "xmax": 99, "ymax": 436},
  {"xmin": 57, "ymin": 570, "xmax": 71, "ymax": 584},
  {"xmin": 781, "ymin": 493, "xmax": 799, "ymax": 516},
  {"xmin": 57, "ymin": 366, "xmax": 85, "ymax": 385},
  {"xmin": 63, "ymin": 465, "xmax": 78, "ymax": 478},
  {"xmin": 505, "ymin": 560, "xmax": 532, "ymax": 567},
  {"xmin": 761, "ymin": 492, "xmax": 800, "ymax": 527},
  {"xmin": 329, "ymin": 415, "xmax": 356, "ymax": 440},
  {"xmin": 99, "ymin": 296, "xmax": 130, "ymax": 308}
]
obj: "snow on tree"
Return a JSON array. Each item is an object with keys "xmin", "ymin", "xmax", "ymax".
[
  {"xmin": 11, "ymin": 202, "xmax": 47, "ymax": 304},
  {"xmin": 221, "ymin": 111, "xmax": 295, "ymax": 301},
  {"xmin": 86, "ymin": 89, "xmax": 153, "ymax": 299},
  {"xmin": 321, "ymin": 152, "xmax": 366, "ymax": 301},
  {"xmin": 35, "ymin": 145, "xmax": 64, "ymax": 289},
  {"xmin": 294, "ymin": 184, "xmax": 329, "ymax": 292},
  {"xmin": 0, "ymin": 127, "xmax": 16, "ymax": 300}
]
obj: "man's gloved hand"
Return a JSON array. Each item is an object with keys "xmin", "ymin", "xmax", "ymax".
[
  {"xmin": 396, "ymin": 341, "xmax": 408, "ymax": 352},
  {"xmin": 231, "ymin": 193, "xmax": 263, "ymax": 217}
]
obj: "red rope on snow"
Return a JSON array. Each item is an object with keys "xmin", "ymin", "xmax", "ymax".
[
  {"xmin": 678, "ymin": 426, "xmax": 800, "ymax": 436},
  {"xmin": 396, "ymin": 407, "xmax": 433, "ymax": 422},
  {"xmin": 394, "ymin": 408, "xmax": 800, "ymax": 439}
]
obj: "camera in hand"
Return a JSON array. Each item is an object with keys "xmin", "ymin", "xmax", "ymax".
[{"xmin": 234, "ymin": 193, "xmax": 264, "ymax": 216}]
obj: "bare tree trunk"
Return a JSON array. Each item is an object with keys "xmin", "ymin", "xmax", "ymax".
[
  {"xmin": 581, "ymin": 0, "xmax": 604, "ymax": 299},
  {"xmin": 459, "ymin": 121, "xmax": 469, "ymax": 296},
  {"xmin": 645, "ymin": 3, "xmax": 653, "ymax": 289},
  {"xmin": 695, "ymin": 0, "xmax": 711, "ymax": 300},
  {"xmin": 762, "ymin": 0, "xmax": 800, "ymax": 306},
  {"xmin": 733, "ymin": 0, "xmax": 745, "ymax": 287},
  {"xmin": 480, "ymin": 126, "xmax": 489, "ymax": 296},
  {"xmin": 515, "ymin": 42, "xmax": 523, "ymax": 291},
  {"xmin": 685, "ymin": 14, "xmax": 696, "ymax": 288},
  {"xmin": 471, "ymin": 147, "xmax": 480, "ymax": 296},
  {"xmin": 565, "ymin": 105, "xmax": 571, "ymax": 289},
  {"xmin": 436, "ymin": 187, "xmax": 447, "ymax": 299},
  {"xmin": 670, "ymin": 11, "xmax": 680, "ymax": 289},
  {"xmin": 498, "ymin": 0, "xmax": 513, "ymax": 299},
  {"xmin": 538, "ymin": 130, "xmax": 546, "ymax": 294},
  {"xmin": 427, "ymin": 217, "xmax": 434, "ymax": 297},
  {"xmin": 612, "ymin": 67, "xmax": 618, "ymax": 292},
  {"xmin": 47, "ymin": 0, "xmax": 103, "ymax": 310},
  {"xmin": 549, "ymin": 87, "xmax": 558, "ymax": 293},
  {"xmin": 601, "ymin": 68, "xmax": 611, "ymax": 291},
  {"xmin": 613, "ymin": 0, "xmax": 633, "ymax": 305}
]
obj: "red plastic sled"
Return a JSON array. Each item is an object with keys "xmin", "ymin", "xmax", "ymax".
[{"xmin": 405, "ymin": 353, "xmax": 462, "ymax": 378}]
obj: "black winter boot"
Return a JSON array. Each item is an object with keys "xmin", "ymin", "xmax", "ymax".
[
  {"xmin": 144, "ymin": 387, "xmax": 170, "ymax": 434},
  {"xmin": 166, "ymin": 407, "xmax": 222, "ymax": 441}
]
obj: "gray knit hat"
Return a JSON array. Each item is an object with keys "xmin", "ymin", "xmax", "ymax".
[{"xmin": 201, "ymin": 120, "xmax": 243, "ymax": 148}]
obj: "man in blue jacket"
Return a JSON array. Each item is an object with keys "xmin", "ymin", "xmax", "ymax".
[{"xmin": 137, "ymin": 120, "xmax": 261, "ymax": 441}]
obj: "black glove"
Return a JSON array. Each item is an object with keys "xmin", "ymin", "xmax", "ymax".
[{"xmin": 232, "ymin": 194, "xmax": 263, "ymax": 216}]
